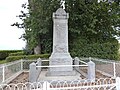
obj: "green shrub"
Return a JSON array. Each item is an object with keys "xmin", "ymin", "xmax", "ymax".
[
  {"xmin": 0, "ymin": 52, "xmax": 8, "ymax": 60},
  {"xmin": 9, "ymin": 52, "xmax": 24, "ymax": 56},
  {"xmin": 6, "ymin": 55, "xmax": 26, "ymax": 62},
  {"xmin": 70, "ymin": 38, "xmax": 119, "ymax": 60},
  {"xmin": 6, "ymin": 54, "xmax": 50, "ymax": 62},
  {"xmin": 26, "ymin": 54, "xmax": 50, "ymax": 60},
  {"xmin": 0, "ymin": 50, "xmax": 22, "ymax": 60}
]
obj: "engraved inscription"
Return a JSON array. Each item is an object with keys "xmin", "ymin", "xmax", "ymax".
[
  {"xmin": 55, "ymin": 45, "xmax": 67, "ymax": 53},
  {"xmin": 56, "ymin": 22, "xmax": 66, "ymax": 43}
]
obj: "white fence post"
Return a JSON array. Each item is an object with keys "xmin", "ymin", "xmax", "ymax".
[
  {"xmin": 29, "ymin": 62, "xmax": 37, "ymax": 82},
  {"xmin": 2, "ymin": 65, "xmax": 5, "ymax": 82},
  {"xmin": 74, "ymin": 57, "xmax": 80, "ymax": 71},
  {"xmin": 116, "ymin": 77, "xmax": 120, "ymax": 90},
  {"xmin": 113, "ymin": 62, "xmax": 116, "ymax": 78},
  {"xmin": 43, "ymin": 81, "xmax": 50, "ymax": 90},
  {"xmin": 21, "ymin": 59, "xmax": 23, "ymax": 71},
  {"xmin": 37, "ymin": 58, "xmax": 42, "ymax": 73},
  {"xmin": 87, "ymin": 59, "xmax": 95, "ymax": 82}
]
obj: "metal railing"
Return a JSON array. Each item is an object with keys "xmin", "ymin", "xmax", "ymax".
[
  {"xmin": 0, "ymin": 57, "xmax": 120, "ymax": 84},
  {"xmin": 0, "ymin": 60, "xmax": 36, "ymax": 84},
  {"xmin": 0, "ymin": 77, "xmax": 120, "ymax": 90},
  {"xmin": 36, "ymin": 64, "xmax": 88, "ymax": 68},
  {"xmin": 29, "ymin": 58, "xmax": 90, "ymax": 82},
  {"xmin": 79, "ymin": 57, "xmax": 120, "ymax": 78}
]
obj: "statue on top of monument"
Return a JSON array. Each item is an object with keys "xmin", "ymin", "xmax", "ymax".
[{"xmin": 60, "ymin": 0, "xmax": 65, "ymax": 9}]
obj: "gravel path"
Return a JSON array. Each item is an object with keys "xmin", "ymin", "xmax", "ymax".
[{"xmin": 9, "ymin": 72, "xmax": 29, "ymax": 84}]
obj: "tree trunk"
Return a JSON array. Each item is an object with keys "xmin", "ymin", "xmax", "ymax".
[{"xmin": 34, "ymin": 44, "xmax": 41, "ymax": 54}]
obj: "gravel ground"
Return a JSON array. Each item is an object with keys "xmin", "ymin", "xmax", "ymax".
[
  {"xmin": 9, "ymin": 70, "xmax": 111, "ymax": 84},
  {"xmin": 9, "ymin": 72, "xmax": 29, "ymax": 84}
]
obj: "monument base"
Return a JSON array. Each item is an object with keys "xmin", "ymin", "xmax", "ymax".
[
  {"xmin": 48, "ymin": 53, "xmax": 74, "ymax": 76},
  {"xmin": 37, "ymin": 69, "xmax": 81, "ymax": 81},
  {"xmin": 47, "ymin": 70, "xmax": 76, "ymax": 76}
]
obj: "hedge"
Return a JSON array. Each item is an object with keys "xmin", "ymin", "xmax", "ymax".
[
  {"xmin": 0, "ymin": 60, "xmax": 7, "ymax": 64},
  {"xmin": 9, "ymin": 52, "xmax": 24, "ymax": 56},
  {"xmin": 0, "ymin": 50, "xmax": 22, "ymax": 60},
  {"xmin": 6, "ymin": 54, "xmax": 50, "ymax": 62},
  {"xmin": 69, "ymin": 38, "xmax": 119, "ymax": 60}
]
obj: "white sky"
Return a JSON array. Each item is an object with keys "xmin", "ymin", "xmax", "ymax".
[{"xmin": 0, "ymin": 0, "xmax": 28, "ymax": 50}]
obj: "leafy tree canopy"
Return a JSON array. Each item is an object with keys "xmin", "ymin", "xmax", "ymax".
[
  {"xmin": 65, "ymin": 0, "xmax": 120, "ymax": 43},
  {"xmin": 12, "ymin": 0, "xmax": 120, "ymax": 56}
]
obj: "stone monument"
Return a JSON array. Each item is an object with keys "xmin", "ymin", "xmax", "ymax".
[
  {"xmin": 29, "ymin": 8, "xmax": 95, "ymax": 82},
  {"xmin": 48, "ymin": 8, "xmax": 75, "ymax": 76}
]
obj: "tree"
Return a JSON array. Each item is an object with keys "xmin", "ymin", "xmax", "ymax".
[
  {"xmin": 12, "ymin": 0, "xmax": 120, "ymax": 59},
  {"xmin": 64, "ymin": 0, "xmax": 120, "ymax": 59},
  {"xmin": 65, "ymin": 0, "xmax": 120, "ymax": 43},
  {"xmin": 12, "ymin": 0, "xmax": 60, "ymax": 54}
]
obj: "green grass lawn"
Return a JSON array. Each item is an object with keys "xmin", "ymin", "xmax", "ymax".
[{"xmin": 0, "ymin": 60, "xmax": 7, "ymax": 64}]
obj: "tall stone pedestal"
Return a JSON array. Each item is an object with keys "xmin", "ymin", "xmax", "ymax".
[{"xmin": 48, "ymin": 8, "xmax": 75, "ymax": 76}]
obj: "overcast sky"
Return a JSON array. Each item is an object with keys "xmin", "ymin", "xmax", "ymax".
[{"xmin": 0, "ymin": 0, "xmax": 28, "ymax": 50}]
